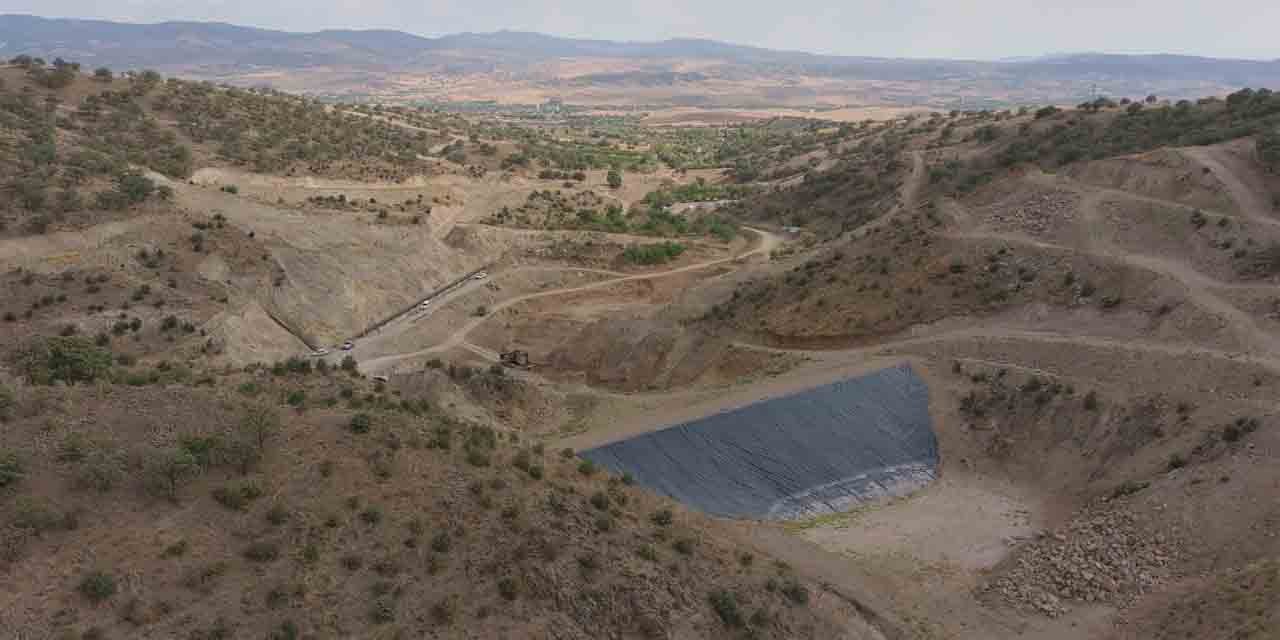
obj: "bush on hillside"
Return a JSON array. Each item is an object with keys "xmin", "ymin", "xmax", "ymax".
[
  {"xmin": 622, "ymin": 242, "xmax": 686, "ymax": 265},
  {"xmin": 1259, "ymin": 129, "xmax": 1280, "ymax": 173},
  {"xmin": 12, "ymin": 337, "xmax": 113, "ymax": 385}
]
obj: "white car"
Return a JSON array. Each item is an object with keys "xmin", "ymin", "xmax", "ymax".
[
  {"xmin": 312, "ymin": 348, "xmax": 329, "ymax": 357},
  {"xmin": 420, "ymin": 299, "xmax": 432, "ymax": 309},
  {"xmin": 341, "ymin": 341, "xmax": 354, "ymax": 351},
  {"xmin": 473, "ymin": 271, "xmax": 488, "ymax": 280}
]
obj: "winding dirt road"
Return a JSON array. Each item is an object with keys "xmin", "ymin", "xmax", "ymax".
[
  {"xmin": 1022, "ymin": 166, "xmax": 1280, "ymax": 357},
  {"xmin": 358, "ymin": 227, "xmax": 782, "ymax": 373}
]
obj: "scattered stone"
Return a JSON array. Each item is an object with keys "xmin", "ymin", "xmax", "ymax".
[{"xmin": 983, "ymin": 503, "xmax": 1183, "ymax": 617}]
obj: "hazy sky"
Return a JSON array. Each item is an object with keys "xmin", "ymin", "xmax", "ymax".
[{"xmin": 8, "ymin": 1, "xmax": 1280, "ymax": 60}]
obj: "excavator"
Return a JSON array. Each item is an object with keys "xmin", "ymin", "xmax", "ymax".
[{"xmin": 499, "ymin": 350, "xmax": 532, "ymax": 369}]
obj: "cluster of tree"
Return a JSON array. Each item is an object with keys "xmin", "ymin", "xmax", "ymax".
[
  {"xmin": 1259, "ymin": 129, "xmax": 1280, "ymax": 173},
  {"xmin": 727, "ymin": 132, "xmax": 907, "ymax": 233},
  {"xmin": 622, "ymin": 241, "xmax": 687, "ymax": 265},
  {"xmin": 152, "ymin": 82, "xmax": 435, "ymax": 178},
  {"xmin": 93, "ymin": 171, "xmax": 164, "ymax": 210},
  {"xmin": 14, "ymin": 56, "xmax": 80, "ymax": 89},
  {"xmin": 0, "ymin": 68, "xmax": 185, "ymax": 229},
  {"xmin": 641, "ymin": 179, "xmax": 755, "ymax": 208},
  {"xmin": 632, "ymin": 208, "xmax": 739, "ymax": 241},
  {"xmin": 537, "ymin": 169, "xmax": 587, "ymax": 181},
  {"xmin": 517, "ymin": 138, "xmax": 652, "ymax": 172},
  {"xmin": 995, "ymin": 88, "xmax": 1280, "ymax": 169},
  {"xmin": 10, "ymin": 336, "xmax": 113, "ymax": 385}
]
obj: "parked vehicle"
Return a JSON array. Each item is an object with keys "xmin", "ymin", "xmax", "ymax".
[
  {"xmin": 473, "ymin": 271, "xmax": 488, "ymax": 280},
  {"xmin": 312, "ymin": 348, "xmax": 329, "ymax": 357},
  {"xmin": 341, "ymin": 341, "xmax": 354, "ymax": 351}
]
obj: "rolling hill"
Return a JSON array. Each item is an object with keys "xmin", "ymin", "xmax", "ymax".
[{"xmin": 3, "ymin": 14, "xmax": 1280, "ymax": 107}]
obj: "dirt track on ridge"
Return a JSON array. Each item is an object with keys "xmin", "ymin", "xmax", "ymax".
[{"xmin": 359, "ymin": 227, "xmax": 781, "ymax": 373}]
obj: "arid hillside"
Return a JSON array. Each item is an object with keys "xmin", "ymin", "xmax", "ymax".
[{"xmin": 3, "ymin": 57, "xmax": 1280, "ymax": 640}]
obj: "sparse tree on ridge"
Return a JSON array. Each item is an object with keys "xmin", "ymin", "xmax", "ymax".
[{"xmin": 1259, "ymin": 129, "xmax": 1280, "ymax": 173}]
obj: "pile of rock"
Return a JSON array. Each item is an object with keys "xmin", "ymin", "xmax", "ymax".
[
  {"xmin": 986, "ymin": 189, "xmax": 1079, "ymax": 237},
  {"xmin": 985, "ymin": 506, "xmax": 1181, "ymax": 617}
]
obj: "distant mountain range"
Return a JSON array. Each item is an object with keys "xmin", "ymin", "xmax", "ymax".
[{"xmin": 3, "ymin": 14, "xmax": 1279, "ymax": 107}]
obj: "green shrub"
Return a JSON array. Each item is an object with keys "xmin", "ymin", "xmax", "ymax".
[
  {"xmin": 466, "ymin": 449, "xmax": 491, "ymax": 467},
  {"xmin": 349, "ymin": 413, "xmax": 372, "ymax": 433},
  {"xmin": 622, "ymin": 241, "xmax": 686, "ymax": 265},
  {"xmin": 1083, "ymin": 391, "xmax": 1100, "ymax": 411},
  {"xmin": 14, "ymin": 336, "xmax": 113, "ymax": 385},
  {"xmin": 497, "ymin": 576, "xmax": 520, "ymax": 601},
  {"xmin": 182, "ymin": 561, "xmax": 229, "ymax": 592},
  {"xmin": 75, "ymin": 450, "xmax": 126, "ymax": 492},
  {"xmin": 431, "ymin": 531, "xmax": 452, "ymax": 554},
  {"xmin": 163, "ymin": 540, "xmax": 189, "ymax": 558},
  {"xmin": 1257, "ymin": 129, "xmax": 1280, "ymax": 172},
  {"xmin": 359, "ymin": 506, "xmax": 383, "ymax": 525},
  {"xmin": 13, "ymin": 496, "xmax": 68, "ymax": 532},
  {"xmin": 431, "ymin": 597, "xmax": 458, "ymax": 625},
  {"xmin": 78, "ymin": 570, "xmax": 117, "ymax": 603},
  {"xmin": 265, "ymin": 504, "xmax": 289, "ymax": 526},
  {"xmin": 1034, "ymin": 106, "xmax": 1061, "ymax": 119},
  {"xmin": 143, "ymin": 448, "xmax": 200, "ymax": 500},
  {"xmin": 0, "ymin": 451, "xmax": 22, "ymax": 489},
  {"xmin": 212, "ymin": 481, "xmax": 263, "ymax": 510},
  {"xmin": 243, "ymin": 541, "xmax": 280, "ymax": 562},
  {"xmin": 780, "ymin": 580, "xmax": 810, "ymax": 605},
  {"xmin": 708, "ymin": 590, "xmax": 743, "ymax": 627},
  {"xmin": 0, "ymin": 385, "xmax": 14, "ymax": 421},
  {"xmin": 637, "ymin": 544, "xmax": 659, "ymax": 562},
  {"xmin": 589, "ymin": 491, "xmax": 611, "ymax": 510},
  {"xmin": 651, "ymin": 508, "xmax": 674, "ymax": 527}
]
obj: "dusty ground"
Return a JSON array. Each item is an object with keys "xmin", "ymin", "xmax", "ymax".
[
  {"xmin": 6, "ymin": 76, "xmax": 1279, "ymax": 640},
  {"xmin": 532, "ymin": 140, "xmax": 1280, "ymax": 639}
]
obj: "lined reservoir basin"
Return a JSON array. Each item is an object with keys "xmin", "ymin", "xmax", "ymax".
[{"xmin": 583, "ymin": 364, "xmax": 938, "ymax": 520}]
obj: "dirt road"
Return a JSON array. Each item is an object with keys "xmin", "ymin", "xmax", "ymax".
[
  {"xmin": 849, "ymin": 150, "xmax": 926, "ymax": 239},
  {"xmin": 1181, "ymin": 145, "xmax": 1278, "ymax": 225},
  {"xmin": 359, "ymin": 227, "xmax": 781, "ymax": 373},
  {"xmin": 1022, "ymin": 170, "xmax": 1280, "ymax": 357}
]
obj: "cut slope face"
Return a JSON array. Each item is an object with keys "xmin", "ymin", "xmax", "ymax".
[{"xmin": 584, "ymin": 365, "xmax": 937, "ymax": 519}]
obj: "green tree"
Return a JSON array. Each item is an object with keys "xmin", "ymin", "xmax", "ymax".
[
  {"xmin": 240, "ymin": 403, "xmax": 281, "ymax": 451},
  {"xmin": 0, "ymin": 384, "xmax": 14, "ymax": 421},
  {"xmin": 13, "ymin": 337, "xmax": 113, "ymax": 385},
  {"xmin": 93, "ymin": 67, "xmax": 113, "ymax": 81},
  {"xmin": 1259, "ymin": 129, "xmax": 1280, "ymax": 173},
  {"xmin": 11, "ymin": 178, "xmax": 48, "ymax": 211},
  {"xmin": 115, "ymin": 171, "xmax": 155, "ymax": 204},
  {"xmin": 606, "ymin": 169, "xmax": 623, "ymax": 189},
  {"xmin": 144, "ymin": 448, "xmax": 199, "ymax": 501}
]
